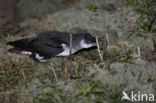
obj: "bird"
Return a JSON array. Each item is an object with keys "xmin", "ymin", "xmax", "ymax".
[{"xmin": 7, "ymin": 31, "xmax": 97, "ymax": 62}]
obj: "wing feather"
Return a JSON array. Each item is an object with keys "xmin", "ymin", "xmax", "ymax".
[{"xmin": 30, "ymin": 38, "xmax": 64, "ymax": 57}]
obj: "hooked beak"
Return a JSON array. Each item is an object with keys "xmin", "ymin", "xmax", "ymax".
[
  {"xmin": 99, "ymin": 45, "xmax": 104, "ymax": 49},
  {"xmin": 95, "ymin": 43, "xmax": 104, "ymax": 49}
]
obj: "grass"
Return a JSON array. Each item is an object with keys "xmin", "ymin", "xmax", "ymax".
[
  {"xmin": 126, "ymin": 0, "xmax": 156, "ymax": 37},
  {"xmin": 0, "ymin": 50, "xmax": 35, "ymax": 92},
  {"xmin": 35, "ymin": 82, "xmax": 131, "ymax": 103},
  {"xmin": 88, "ymin": 5, "xmax": 98, "ymax": 12},
  {"xmin": 0, "ymin": 32, "xmax": 156, "ymax": 103},
  {"xmin": 1, "ymin": 1, "xmax": 156, "ymax": 101}
]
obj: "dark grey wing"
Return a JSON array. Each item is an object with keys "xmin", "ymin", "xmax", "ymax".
[
  {"xmin": 30, "ymin": 38, "xmax": 64, "ymax": 58},
  {"xmin": 37, "ymin": 31, "xmax": 70, "ymax": 44},
  {"xmin": 37, "ymin": 31, "xmax": 69, "ymax": 38}
]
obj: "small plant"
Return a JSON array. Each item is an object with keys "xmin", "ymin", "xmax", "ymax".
[
  {"xmin": 73, "ymin": 63, "xmax": 86, "ymax": 78},
  {"xmin": 59, "ymin": 0, "xmax": 78, "ymax": 5},
  {"xmin": 126, "ymin": 0, "xmax": 156, "ymax": 37},
  {"xmin": 35, "ymin": 82, "xmax": 131, "ymax": 103},
  {"xmin": 94, "ymin": 84, "xmax": 131, "ymax": 103},
  {"xmin": 75, "ymin": 83, "xmax": 98, "ymax": 101},
  {"xmin": 35, "ymin": 85, "xmax": 72, "ymax": 103},
  {"xmin": 0, "ymin": 56, "xmax": 34, "ymax": 92},
  {"xmin": 88, "ymin": 5, "xmax": 98, "ymax": 12},
  {"xmin": 103, "ymin": 47, "xmax": 135, "ymax": 64}
]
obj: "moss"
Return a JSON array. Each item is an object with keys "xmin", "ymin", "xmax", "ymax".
[
  {"xmin": 1, "ymin": 1, "xmax": 156, "ymax": 103},
  {"xmin": 35, "ymin": 82, "xmax": 131, "ymax": 103},
  {"xmin": 88, "ymin": 5, "xmax": 98, "ymax": 12}
]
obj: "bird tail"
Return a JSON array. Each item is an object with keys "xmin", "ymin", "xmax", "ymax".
[
  {"xmin": 8, "ymin": 47, "xmax": 23, "ymax": 53},
  {"xmin": 7, "ymin": 38, "xmax": 32, "ymax": 51},
  {"xmin": 7, "ymin": 38, "xmax": 31, "ymax": 47}
]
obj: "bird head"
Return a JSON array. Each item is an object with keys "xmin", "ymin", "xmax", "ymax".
[{"xmin": 80, "ymin": 33, "xmax": 97, "ymax": 49}]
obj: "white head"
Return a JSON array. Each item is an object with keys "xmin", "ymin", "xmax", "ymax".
[
  {"xmin": 72, "ymin": 33, "xmax": 97, "ymax": 50},
  {"xmin": 80, "ymin": 40, "xmax": 96, "ymax": 48},
  {"xmin": 78, "ymin": 33, "xmax": 97, "ymax": 49}
]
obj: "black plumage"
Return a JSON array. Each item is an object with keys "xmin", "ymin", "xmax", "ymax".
[{"xmin": 7, "ymin": 31, "xmax": 96, "ymax": 62}]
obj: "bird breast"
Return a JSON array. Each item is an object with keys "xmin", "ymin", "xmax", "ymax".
[{"xmin": 56, "ymin": 44, "xmax": 77, "ymax": 56}]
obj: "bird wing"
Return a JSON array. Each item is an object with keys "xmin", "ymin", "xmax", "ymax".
[
  {"xmin": 30, "ymin": 38, "xmax": 64, "ymax": 57},
  {"xmin": 37, "ymin": 31, "xmax": 70, "ymax": 43}
]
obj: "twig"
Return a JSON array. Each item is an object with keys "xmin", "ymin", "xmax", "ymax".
[
  {"xmin": 106, "ymin": 34, "xmax": 110, "ymax": 52},
  {"xmin": 137, "ymin": 46, "xmax": 141, "ymax": 57},
  {"xmin": 96, "ymin": 36, "xmax": 103, "ymax": 62},
  {"xmin": 152, "ymin": 38, "xmax": 156, "ymax": 50},
  {"xmin": 148, "ymin": 16, "xmax": 156, "ymax": 50},
  {"xmin": 64, "ymin": 64, "xmax": 68, "ymax": 84},
  {"xmin": 21, "ymin": 68, "xmax": 27, "ymax": 87},
  {"xmin": 69, "ymin": 33, "xmax": 73, "ymax": 78},
  {"xmin": 0, "ymin": 91, "xmax": 13, "ymax": 95},
  {"xmin": 105, "ymin": 34, "xmax": 111, "ymax": 70},
  {"xmin": 150, "ymin": 34, "xmax": 156, "ymax": 50},
  {"xmin": 50, "ymin": 67, "xmax": 58, "ymax": 81}
]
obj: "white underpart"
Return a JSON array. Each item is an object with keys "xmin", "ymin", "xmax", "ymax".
[
  {"xmin": 35, "ymin": 54, "xmax": 44, "ymax": 59},
  {"xmin": 35, "ymin": 54, "xmax": 47, "ymax": 62},
  {"xmin": 80, "ymin": 40, "xmax": 95, "ymax": 48},
  {"xmin": 39, "ymin": 59, "xmax": 47, "ymax": 62},
  {"xmin": 21, "ymin": 51, "xmax": 32, "ymax": 55},
  {"xmin": 57, "ymin": 44, "xmax": 77, "ymax": 56}
]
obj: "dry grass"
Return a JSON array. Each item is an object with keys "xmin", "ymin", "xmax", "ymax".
[{"xmin": 0, "ymin": 29, "xmax": 156, "ymax": 103}]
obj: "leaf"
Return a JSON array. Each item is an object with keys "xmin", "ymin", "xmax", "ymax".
[
  {"xmin": 87, "ymin": 83, "xmax": 97, "ymax": 92},
  {"xmin": 88, "ymin": 5, "xmax": 98, "ymax": 12},
  {"xmin": 109, "ymin": 48, "xmax": 118, "ymax": 58},
  {"xmin": 75, "ymin": 83, "xmax": 87, "ymax": 95},
  {"xmin": 151, "ymin": 6, "xmax": 156, "ymax": 13},
  {"xmin": 125, "ymin": 0, "xmax": 137, "ymax": 8},
  {"xmin": 152, "ymin": 27, "xmax": 156, "ymax": 33}
]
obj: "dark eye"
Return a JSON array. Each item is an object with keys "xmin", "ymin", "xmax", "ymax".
[
  {"xmin": 92, "ymin": 38, "xmax": 96, "ymax": 42},
  {"xmin": 84, "ymin": 33, "xmax": 96, "ymax": 43},
  {"xmin": 90, "ymin": 37, "xmax": 96, "ymax": 43}
]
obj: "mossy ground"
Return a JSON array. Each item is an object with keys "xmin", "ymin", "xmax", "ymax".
[
  {"xmin": 0, "ymin": 31, "xmax": 156, "ymax": 103},
  {"xmin": 0, "ymin": 0, "xmax": 156, "ymax": 103}
]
